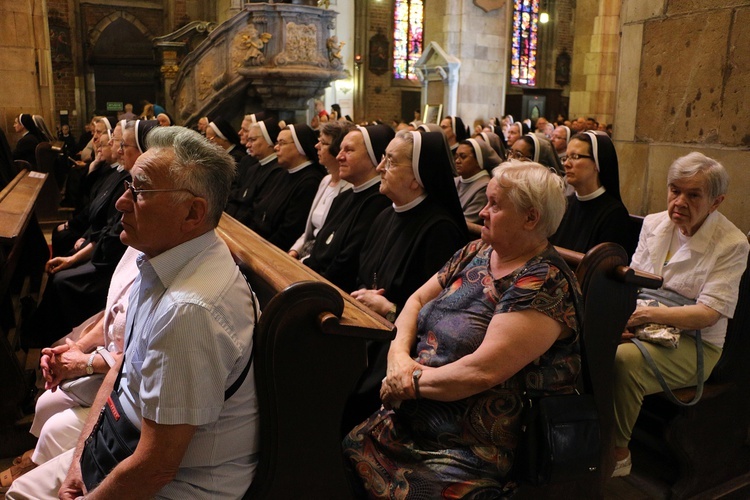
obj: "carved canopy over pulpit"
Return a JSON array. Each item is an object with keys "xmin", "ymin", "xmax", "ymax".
[{"xmin": 170, "ymin": 3, "xmax": 346, "ymax": 126}]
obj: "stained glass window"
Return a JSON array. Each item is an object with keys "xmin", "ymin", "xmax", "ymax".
[
  {"xmin": 510, "ymin": 0, "xmax": 539, "ymax": 86},
  {"xmin": 393, "ymin": 0, "xmax": 424, "ymax": 80}
]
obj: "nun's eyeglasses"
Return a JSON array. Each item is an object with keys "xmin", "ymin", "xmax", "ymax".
[
  {"xmin": 119, "ymin": 141, "xmax": 138, "ymax": 152},
  {"xmin": 380, "ymin": 154, "xmax": 406, "ymax": 171},
  {"xmin": 506, "ymin": 150, "xmax": 532, "ymax": 162},
  {"xmin": 561, "ymin": 153, "xmax": 593, "ymax": 162}
]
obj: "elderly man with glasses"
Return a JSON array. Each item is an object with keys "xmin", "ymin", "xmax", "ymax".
[{"xmin": 8, "ymin": 126, "xmax": 260, "ymax": 499}]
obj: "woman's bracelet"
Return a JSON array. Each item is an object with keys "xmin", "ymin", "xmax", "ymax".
[{"xmin": 412, "ymin": 368, "xmax": 423, "ymax": 399}]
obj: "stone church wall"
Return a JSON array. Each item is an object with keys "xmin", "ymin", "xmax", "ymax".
[
  {"xmin": 0, "ymin": 0, "xmax": 54, "ymax": 143},
  {"xmin": 615, "ymin": 0, "xmax": 750, "ymax": 233}
]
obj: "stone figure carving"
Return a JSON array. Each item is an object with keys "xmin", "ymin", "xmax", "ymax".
[
  {"xmin": 274, "ymin": 22, "xmax": 326, "ymax": 67},
  {"xmin": 233, "ymin": 26, "xmax": 273, "ymax": 68},
  {"xmin": 327, "ymin": 36, "xmax": 345, "ymax": 68}
]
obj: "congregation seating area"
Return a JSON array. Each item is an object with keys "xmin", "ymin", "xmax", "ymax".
[{"xmin": 1, "ymin": 159, "xmax": 749, "ymax": 498}]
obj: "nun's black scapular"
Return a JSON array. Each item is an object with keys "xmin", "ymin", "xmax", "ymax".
[
  {"xmin": 249, "ymin": 123, "xmax": 325, "ymax": 250},
  {"xmin": 226, "ymin": 117, "xmax": 283, "ymax": 225},
  {"xmin": 346, "ymin": 131, "xmax": 468, "ymax": 432},
  {"xmin": 550, "ymin": 130, "xmax": 634, "ymax": 256},
  {"xmin": 305, "ymin": 124, "xmax": 395, "ymax": 291}
]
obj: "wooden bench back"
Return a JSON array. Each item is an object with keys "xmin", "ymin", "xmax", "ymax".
[
  {"xmin": 34, "ymin": 142, "xmax": 62, "ymax": 222},
  {"xmin": 0, "ymin": 170, "xmax": 49, "ymax": 433},
  {"xmin": 217, "ymin": 214, "xmax": 395, "ymax": 499}
]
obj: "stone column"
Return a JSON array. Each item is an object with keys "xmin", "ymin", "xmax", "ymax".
[
  {"xmin": 435, "ymin": 0, "xmax": 508, "ymax": 126},
  {"xmin": 568, "ymin": 0, "xmax": 621, "ymax": 125}
]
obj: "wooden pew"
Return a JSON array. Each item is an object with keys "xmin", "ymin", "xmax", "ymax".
[
  {"xmin": 634, "ymin": 244, "xmax": 750, "ymax": 498},
  {"xmin": 216, "ymin": 215, "xmax": 663, "ymax": 499},
  {"xmin": 0, "ymin": 169, "xmax": 50, "ymax": 456},
  {"xmin": 217, "ymin": 214, "xmax": 396, "ymax": 499}
]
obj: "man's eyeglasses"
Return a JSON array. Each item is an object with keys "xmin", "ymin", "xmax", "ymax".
[
  {"xmin": 560, "ymin": 153, "xmax": 594, "ymax": 162},
  {"xmin": 124, "ymin": 180, "xmax": 197, "ymax": 200}
]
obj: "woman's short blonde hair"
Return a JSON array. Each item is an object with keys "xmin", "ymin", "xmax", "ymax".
[{"xmin": 492, "ymin": 160, "xmax": 567, "ymax": 238}]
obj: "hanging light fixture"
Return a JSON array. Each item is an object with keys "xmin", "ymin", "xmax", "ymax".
[{"xmin": 540, "ymin": 0, "xmax": 549, "ymax": 24}]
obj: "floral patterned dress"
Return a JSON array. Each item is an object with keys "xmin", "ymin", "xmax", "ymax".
[{"xmin": 343, "ymin": 240, "xmax": 582, "ymax": 499}]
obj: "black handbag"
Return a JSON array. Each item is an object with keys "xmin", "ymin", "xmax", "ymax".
[
  {"xmin": 515, "ymin": 392, "xmax": 601, "ymax": 485},
  {"xmin": 80, "ymin": 391, "xmax": 140, "ymax": 491},
  {"xmin": 513, "ymin": 263, "xmax": 601, "ymax": 485}
]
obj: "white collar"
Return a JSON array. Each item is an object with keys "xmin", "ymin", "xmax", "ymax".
[
  {"xmin": 259, "ymin": 153, "xmax": 277, "ymax": 166},
  {"xmin": 459, "ymin": 170, "xmax": 490, "ymax": 184},
  {"xmin": 287, "ymin": 160, "xmax": 312, "ymax": 174},
  {"xmin": 576, "ymin": 185, "xmax": 606, "ymax": 201},
  {"xmin": 393, "ymin": 194, "xmax": 427, "ymax": 212},
  {"xmin": 353, "ymin": 175, "xmax": 381, "ymax": 193}
]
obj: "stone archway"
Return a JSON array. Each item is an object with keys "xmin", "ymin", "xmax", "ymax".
[{"xmin": 87, "ymin": 12, "xmax": 158, "ymax": 116}]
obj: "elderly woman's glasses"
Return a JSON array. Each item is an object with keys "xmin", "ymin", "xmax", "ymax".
[
  {"xmin": 506, "ymin": 149, "xmax": 532, "ymax": 162},
  {"xmin": 124, "ymin": 180, "xmax": 197, "ymax": 200},
  {"xmin": 561, "ymin": 153, "xmax": 593, "ymax": 162},
  {"xmin": 119, "ymin": 141, "xmax": 138, "ymax": 152},
  {"xmin": 380, "ymin": 154, "xmax": 407, "ymax": 171}
]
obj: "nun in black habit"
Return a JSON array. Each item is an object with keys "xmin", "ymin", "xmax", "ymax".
[
  {"xmin": 12, "ymin": 114, "xmax": 42, "ymax": 167},
  {"xmin": 225, "ymin": 117, "xmax": 283, "ymax": 225},
  {"xmin": 249, "ymin": 123, "xmax": 325, "ymax": 250},
  {"xmin": 207, "ymin": 117, "xmax": 247, "ymax": 165},
  {"xmin": 550, "ymin": 130, "xmax": 634, "ymax": 256},
  {"xmin": 345, "ymin": 130, "xmax": 468, "ymax": 432},
  {"xmin": 354, "ymin": 130, "xmax": 467, "ymax": 318},
  {"xmin": 305, "ymin": 124, "xmax": 394, "ymax": 292}
]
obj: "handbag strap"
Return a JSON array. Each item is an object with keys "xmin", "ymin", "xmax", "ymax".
[
  {"xmin": 224, "ymin": 273, "xmax": 260, "ymax": 401},
  {"xmin": 630, "ymin": 331, "xmax": 704, "ymax": 406}
]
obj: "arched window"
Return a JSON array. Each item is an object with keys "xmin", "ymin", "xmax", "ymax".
[
  {"xmin": 510, "ymin": 0, "xmax": 539, "ymax": 86},
  {"xmin": 393, "ymin": 0, "xmax": 424, "ymax": 80}
]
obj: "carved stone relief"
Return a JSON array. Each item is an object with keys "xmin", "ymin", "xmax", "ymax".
[{"xmin": 274, "ymin": 22, "xmax": 326, "ymax": 67}]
